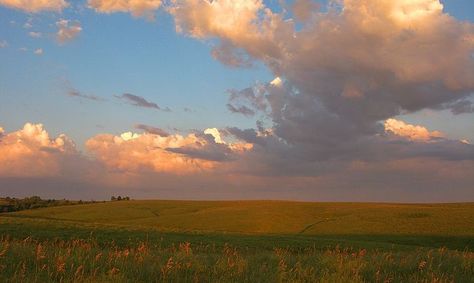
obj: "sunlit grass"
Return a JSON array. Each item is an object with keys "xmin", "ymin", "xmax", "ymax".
[
  {"xmin": 0, "ymin": 201, "xmax": 473, "ymax": 282},
  {"xmin": 0, "ymin": 236, "xmax": 472, "ymax": 282},
  {"xmin": 6, "ymin": 201, "xmax": 474, "ymax": 236}
]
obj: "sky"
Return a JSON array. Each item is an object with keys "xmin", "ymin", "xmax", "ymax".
[{"xmin": 0, "ymin": 0, "xmax": 473, "ymax": 202}]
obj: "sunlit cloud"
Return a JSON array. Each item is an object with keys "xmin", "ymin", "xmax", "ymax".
[
  {"xmin": 1, "ymin": 0, "xmax": 473, "ymax": 201},
  {"xmin": 0, "ymin": 123, "xmax": 77, "ymax": 177},
  {"xmin": 384, "ymin": 119, "xmax": 444, "ymax": 142},
  {"xmin": 86, "ymin": 130, "xmax": 218, "ymax": 174},
  {"xmin": 88, "ymin": 0, "xmax": 162, "ymax": 20},
  {"xmin": 0, "ymin": 0, "xmax": 68, "ymax": 12}
]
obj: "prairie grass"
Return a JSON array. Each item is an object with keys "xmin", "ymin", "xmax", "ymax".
[
  {"xmin": 0, "ymin": 201, "xmax": 473, "ymax": 282},
  {"xmin": 0, "ymin": 235, "xmax": 473, "ymax": 282}
]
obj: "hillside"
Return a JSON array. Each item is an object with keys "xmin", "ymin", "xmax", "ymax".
[{"xmin": 4, "ymin": 200, "xmax": 474, "ymax": 236}]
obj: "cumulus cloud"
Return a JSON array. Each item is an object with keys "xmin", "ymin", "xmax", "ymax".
[
  {"xmin": 0, "ymin": 123, "xmax": 78, "ymax": 177},
  {"xmin": 85, "ymin": 125, "xmax": 256, "ymax": 173},
  {"xmin": 0, "ymin": 0, "xmax": 68, "ymax": 12},
  {"xmin": 56, "ymin": 19, "xmax": 82, "ymax": 44},
  {"xmin": 204, "ymin": 128, "xmax": 225, "ymax": 144},
  {"xmin": 169, "ymin": 0, "xmax": 474, "ymax": 168},
  {"xmin": 86, "ymin": 131, "xmax": 218, "ymax": 174},
  {"xmin": 2, "ymin": 0, "xmax": 474, "ymax": 201},
  {"xmin": 1, "ymin": 122, "xmax": 472, "ymax": 201},
  {"xmin": 34, "ymin": 48, "xmax": 43, "ymax": 55},
  {"xmin": 115, "ymin": 93, "xmax": 164, "ymax": 110},
  {"xmin": 169, "ymin": 0, "xmax": 281, "ymax": 66},
  {"xmin": 88, "ymin": 0, "xmax": 162, "ymax": 20}
]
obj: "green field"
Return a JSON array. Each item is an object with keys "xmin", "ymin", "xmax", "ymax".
[{"xmin": 0, "ymin": 201, "xmax": 473, "ymax": 282}]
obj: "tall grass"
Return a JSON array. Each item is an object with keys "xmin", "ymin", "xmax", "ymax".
[{"xmin": 0, "ymin": 235, "xmax": 472, "ymax": 282}]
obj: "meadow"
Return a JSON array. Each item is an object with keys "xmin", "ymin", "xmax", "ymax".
[{"xmin": 0, "ymin": 201, "xmax": 473, "ymax": 282}]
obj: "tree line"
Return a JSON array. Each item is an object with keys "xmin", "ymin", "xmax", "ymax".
[{"xmin": 0, "ymin": 196, "xmax": 102, "ymax": 213}]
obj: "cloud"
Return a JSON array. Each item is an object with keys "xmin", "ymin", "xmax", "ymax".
[
  {"xmin": 67, "ymin": 90, "xmax": 102, "ymax": 101},
  {"xmin": 227, "ymin": 104, "xmax": 255, "ymax": 116},
  {"xmin": 226, "ymin": 86, "xmax": 268, "ymax": 117},
  {"xmin": 0, "ymin": 0, "xmax": 68, "ymax": 12},
  {"xmin": 448, "ymin": 99, "xmax": 474, "ymax": 115},
  {"xmin": 204, "ymin": 128, "xmax": 225, "ymax": 144},
  {"xmin": 384, "ymin": 119, "xmax": 444, "ymax": 142},
  {"xmin": 86, "ymin": 130, "xmax": 218, "ymax": 174},
  {"xmin": 210, "ymin": 40, "xmax": 253, "ymax": 67},
  {"xmin": 225, "ymin": 127, "xmax": 265, "ymax": 146},
  {"xmin": 0, "ymin": 123, "xmax": 78, "ymax": 177},
  {"xmin": 169, "ymin": 0, "xmax": 279, "ymax": 66},
  {"xmin": 170, "ymin": 0, "xmax": 474, "ymax": 168},
  {"xmin": 88, "ymin": 0, "xmax": 162, "ymax": 20},
  {"xmin": 115, "ymin": 93, "xmax": 165, "ymax": 110},
  {"xmin": 28, "ymin": 31, "xmax": 42, "ymax": 38},
  {"xmin": 56, "ymin": 19, "xmax": 82, "ymax": 44},
  {"xmin": 34, "ymin": 48, "xmax": 43, "ymax": 55},
  {"xmin": 2, "ymin": 0, "xmax": 474, "ymax": 201},
  {"xmin": 166, "ymin": 144, "xmax": 234, "ymax": 162},
  {"xmin": 1, "ymin": 122, "xmax": 473, "ymax": 201},
  {"xmin": 292, "ymin": 0, "xmax": 319, "ymax": 23},
  {"xmin": 0, "ymin": 40, "xmax": 7, "ymax": 48},
  {"xmin": 86, "ymin": 125, "xmax": 255, "ymax": 173},
  {"xmin": 134, "ymin": 124, "xmax": 169, "ymax": 137}
]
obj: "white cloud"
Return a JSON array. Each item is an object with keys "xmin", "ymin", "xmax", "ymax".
[
  {"xmin": 34, "ymin": 48, "xmax": 43, "ymax": 55},
  {"xmin": 56, "ymin": 19, "xmax": 82, "ymax": 44},
  {"xmin": 29, "ymin": 31, "xmax": 42, "ymax": 38},
  {"xmin": 23, "ymin": 22, "xmax": 32, "ymax": 29}
]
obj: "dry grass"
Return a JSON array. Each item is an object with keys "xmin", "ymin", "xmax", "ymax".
[{"xmin": 0, "ymin": 236, "xmax": 473, "ymax": 282}]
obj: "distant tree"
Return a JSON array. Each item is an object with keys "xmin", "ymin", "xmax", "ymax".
[
  {"xmin": 124, "ymin": 196, "xmax": 130, "ymax": 201},
  {"xmin": 111, "ymin": 196, "xmax": 117, "ymax": 201},
  {"xmin": 117, "ymin": 196, "xmax": 122, "ymax": 201},
  {"xmin": 0, "ymin": 196, "xmax": 98, "ymax": 213}
]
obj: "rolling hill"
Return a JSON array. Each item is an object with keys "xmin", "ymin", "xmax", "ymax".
[{"xmin": 4, "ymin": 200, "xmax": 473, "ymax": 236}]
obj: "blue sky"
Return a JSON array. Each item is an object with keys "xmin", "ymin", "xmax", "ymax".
[{"xmin": 1, "ymin": 5, "xmax": 272, "ymax": 148}]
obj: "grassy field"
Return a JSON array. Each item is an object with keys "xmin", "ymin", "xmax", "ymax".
[{"xmin": 0, "ymin": 201, "xmax": 473, "ymax": 282}]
